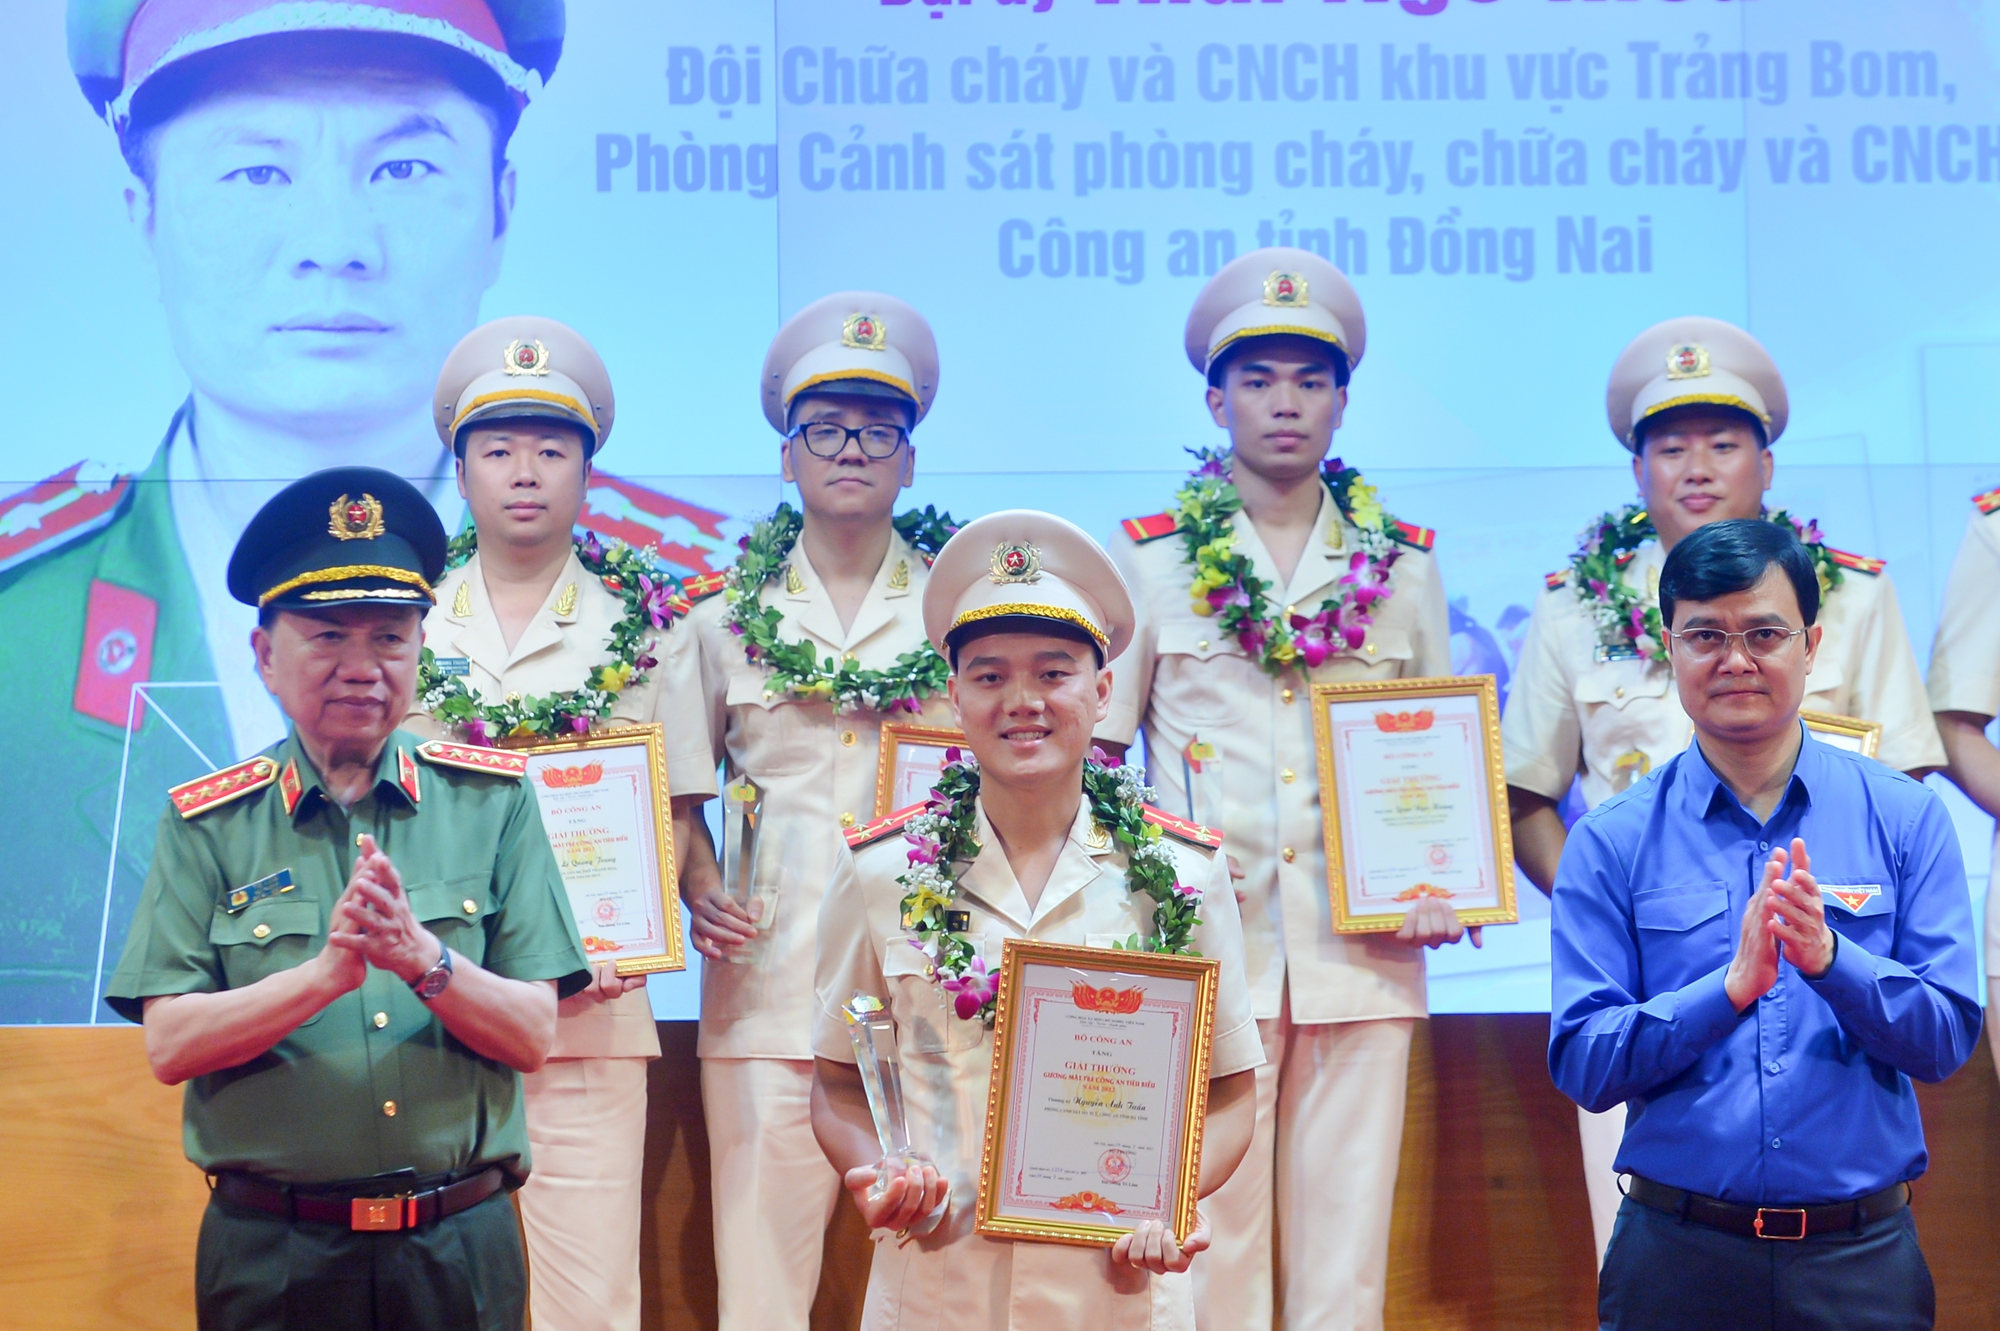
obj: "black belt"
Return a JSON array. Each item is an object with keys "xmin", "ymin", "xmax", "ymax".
[
  {"xmin": 1626, "ymin": 1174, "xmax": 1910, "ymax": 1241},
  {"xmin": 211, "ymin": 1167, "xmax": 507, "ymax": 1232}
]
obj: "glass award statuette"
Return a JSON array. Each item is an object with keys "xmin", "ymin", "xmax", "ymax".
[
  {"xmin": 719, "ymin": 778, "xmax": 762, "ymax": 964},
  {"xmin": 1181, "ymin": 737, "xmax": 1223, "ymax": 829},
  {"xmin": 842, "ymin": 992, "xmax": 944, "ymax": 1234}
]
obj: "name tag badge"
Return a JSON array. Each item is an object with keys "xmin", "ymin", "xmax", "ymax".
[
  {"xmin": 226, "ymin": 869, "xmax": 295, "ymax": 914},
  {"xmin": 1822, "ymin": 884, "xmax": 1883, "ymax": 914},
  {"xmin": 433, "ymin": 656, "xmax": 472, "ymax": 677},
  {"xmin": 1593, "ymin": 643, "xmax": 1641, "ymax": 664}
]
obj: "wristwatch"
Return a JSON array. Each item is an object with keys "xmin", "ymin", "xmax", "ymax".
[{"xmin": 410, "ymin": 943, "xmax": 454, "ymax": 1000}]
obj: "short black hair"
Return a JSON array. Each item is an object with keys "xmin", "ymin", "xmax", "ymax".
[
  {"xmin": 1658, "ymin": 518, "xmax": 1819, "ymax": 630},
  {"xmin": 946, "ymin": 616, "xmax": 1104, "ymax": 670},
  {"xmin": 452, "ymin": 415, "xmax": 593, "ymax": 461},
  {"xmin": 1634, "ymin": 403, "xmax": 1768, "ymax": 452},
  {"xmin": 1207, "ymin": 336, "xmax": 1351, "ymax": 390}
]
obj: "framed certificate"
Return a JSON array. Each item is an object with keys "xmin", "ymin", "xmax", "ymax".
[
  {"xmin": 1310, "ymin": 675, "xmax": 1519, "ymax": 935},
  {"xmin": 874, "ymin": 721, "xmax": 967, "ymax": 816},
  {"xmin": 513, "ymin": 723, "xmax": 685, "ymax": 975},
  {"xmin": 1801, "ymin": 709, "xmax": 1882, "ymax": 759},
  {"xmin": 976, "ymin": 939, "xmax": 1219, "ymax": 1247}
]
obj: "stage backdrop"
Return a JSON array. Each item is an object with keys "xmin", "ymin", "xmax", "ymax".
[{"xmin": 3, "ymin": 0, "xmax": 1997, "ymax": 1025}]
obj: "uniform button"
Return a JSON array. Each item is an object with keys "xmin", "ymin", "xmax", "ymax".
[
  {"xmin": 1197, "ymin": 640, "xmax": 1210, "ymax": 652},
  {"xmin": 252, "ymin": 923, "xmax": 271, "ymax": 939},
  {"xmin": 374, "ymin": 1012, "xmax": 389, "ymax": 1029},
  {"xmin": 843, "ymin": 652, "xmax": 858, "ymax": 664},
  {"xmin": 1282, "ymin": 847, "xmax": 1296, "ymax": 863},
  {"xmin": 1364, "ymin": 642, "xmax": 1377, "ymax": 655},
  {"xmin": 462, "ymin": 899, "xmax": 478, "ymax": 915},
  {"xmin": 1759, "ymin": 842, "xmax": 1769, "ymax": 852},
  {"xmin": 840, "ymin": 730, "xmax": 857, "ymax": 747},
  {"xmin": 1281, "ymin": 769, "xmax": 1296, "ymax": 784},
  {"xmin": 840, "ymin": 812, "xmax": 857, "ymax": 829},
  {"xmin": 1614, "ymin": 686, "xmax": 1625, "ymax": 698},
  {"xmin": 1766, "ymin": 1062, "xmax": 1781, "ymax": 1074},
  {"xmin": 383, "ymin": 1101, "xmax": 399, "ymax": 1118},
  {"xmin": 1285, "ymin": 605, "xmax": 1297, "ymax": 617},
  {"xmin": 1281, "ymin": 688, "xmax": 1295, "ymax": 704},
  {"xmin": 1770, "ymin": 1138, "xmax": 1782, "ymax": 1150}
]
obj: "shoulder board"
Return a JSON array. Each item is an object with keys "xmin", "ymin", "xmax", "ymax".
[
  {"xmin": 415, "ymin": 740, "xmax": 526, "ymax": 778},
  {"xmin": 1825, "ymin": 547, "xmax": 1885, "ymax": 576},
  {"xmin": 170, "ymin": 754, "xmax": 281, "ymax": 819},
  {"xmin": 679, "ymin": 570, "xmax": 729, "ymax": 603},
  {"xmin": 1544, "ymin": 569, "xmax": 1570, "ymax": 591},
  {"xmin": 0, "ymin": 461, "xmax": 132, "ymax": 575},
  {"xmin": 846, "ymin": 803, "xmax": 925, "ymax": 849},
  {"xmin": 1141, "ymin": 805, "xmax": 1223, "ymax": 849},
  {"xmin": 1387, "ymin": 519, "xmax": 1435, "ymax": 552},
  {"xmin": 1973, "ymin": 486, "xmax": 2000, "ymax": 516},
  {"xmin": 1119, "ymin": 512, "xmax": 1181, "ymax": 544},
  {"xmin": 578, "ymin": 471, "xmax": 732, "ymax": 577}
]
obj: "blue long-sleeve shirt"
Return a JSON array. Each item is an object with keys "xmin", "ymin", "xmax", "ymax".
[{"xmin": 1548, "ymin": 727, "xmax": 1982, "ymax": 1205}]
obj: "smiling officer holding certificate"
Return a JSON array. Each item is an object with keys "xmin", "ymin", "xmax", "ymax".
[{"xmin": 810, "ymin": 511, "xmax": 1264, "ymax": 1331}]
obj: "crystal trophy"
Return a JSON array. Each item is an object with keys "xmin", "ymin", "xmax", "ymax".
[
  {"xmin": 1182, "ymin": 737, "xmax": 1224, "ymax": 829},
  {"xmin": 719, "ymin": 778, "xmax": 762, "ymax": 964},
  {"xmin": 842, "ymin": 992, "xmax": 944, "ymax": 1234}
]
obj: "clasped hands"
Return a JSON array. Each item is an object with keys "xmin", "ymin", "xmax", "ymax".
[
  {"xmin": 314, "ymin": 833, "xmax": 444, "ymax": 992},
  {"xmin": 841, "ymin": 1157, "xmax": 1207, "ymax": 1274},
  {"xmin": 1725, "ymin": 836, "xmax": 1837, "ymax": 1012}
]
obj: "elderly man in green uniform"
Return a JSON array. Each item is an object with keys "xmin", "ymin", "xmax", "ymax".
[
  {"xmin": 2, "ymin": 0, "xmax": 565, "ymax": 1024},
  {"xmin": 106, "ymin": 466, "xmax": 590, "ymax": 1331}
]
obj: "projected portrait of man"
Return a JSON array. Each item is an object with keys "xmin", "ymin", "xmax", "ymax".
[{"xmin": 0, "ymin": 0, "xmax": 564, "ymax": 1023}]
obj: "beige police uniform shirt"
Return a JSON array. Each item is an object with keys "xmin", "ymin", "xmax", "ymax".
[
  {"xmin": 813, "ymin": 797, "xmax": 1264, "ymax": 1331},
  {"xmin": 405, "ymin": 549, "xmax": 719, "ymax": 1059},
  {"xmin": 1927, "ymin": 501, "xmax": 2000, "ymax": 971},
  {"xmin": 689, "ymin": 531, "xmax": 956, "ymax": 1060},
  {"xmin": 1504, "ymin": 537, "xmax": 1945, "ymax": 808},
  {"xmin": 1101, "ymin": 489, "xmax": 1453, "ymax": 1025}
]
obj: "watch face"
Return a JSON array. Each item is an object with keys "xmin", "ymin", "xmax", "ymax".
[{"xmin": 414, "ymin": 964, "xmax": 451, "ymax": 1000}]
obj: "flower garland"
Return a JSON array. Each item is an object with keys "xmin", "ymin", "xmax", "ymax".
[
  {"xmin": 897, "ymin": 748, "xmax": 1204, "ymax": 1024},
  {"xmin": 1176, "ymin": 447, "xmax": 1401, "ymax": 676},
  {"xmin": 723, "ymin": 503, "xmax": 960, "ymax": 713},
  {"xmin": 416, "ymin": 527, "xmax": 680, "ymax": 744},
  {"xmin": 1567, "ymin": 504, "xmax": 1845, "ymax": 664}
]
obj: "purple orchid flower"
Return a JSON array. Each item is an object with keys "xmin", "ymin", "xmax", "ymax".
[
  {"xmin": 943, "ymin": 746, "xmax": 963, "ymax": 765},
  {"xmin": 569, "ymin": 715, "xmax": 591, "ymax": 734},
  {"xmin": 1091, "ymin": 745, "xmax": 1120, "ymax": 768},
  {"xmin": 1206, "ymin": 582, "xmax": 1252, "ymax": 615},
  {"xmin": 1175, "ymin": 879, "xmax": 1202, "ymax": 899},
  {"xmin": 1193, "ymin": 452, "xmax": 1230, "ymax": 480},
  {"xmin": 635, "ymin": 652, "xmax": 658, "ymax": 672},
  {"xmin": 579, "ymin": 532, "xmax": 604, "ymax": 563},
  {"xmin": 1628, "ymin": 605, "xmax": 1649, "ymax": 638},
  {"xmin": 1588, "ymin": 578, "xmax": 1611, "ymax": 599},
  {"xmin": 898, "ymin": 696, "xmax": 924, "ymax": 714},
  {"xmin": 1290, "ymin": 610, "xmax": 1337, "ymax": 668},
  {"xmin": 941, "ymin": 956, "xmax": 999, "ymax": 1020},
  {"xmin": 636, "ymin": 573, "xmax": 674, "ymax": 629},
  {"xmin": 464, "ymin": 718, "xmax": 491, "ymax": 746},
  {"xmin": 906, "ymin": 837, "xmax": 942, "ymax": 866}
]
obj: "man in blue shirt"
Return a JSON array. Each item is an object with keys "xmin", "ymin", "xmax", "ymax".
[{"xmin": 1549, "ymin": 518, "xmax": 1981, "ymax": 1331}]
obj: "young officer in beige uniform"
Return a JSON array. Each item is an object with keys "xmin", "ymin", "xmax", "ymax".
[
  {"xmin": 1100, "ymin": 249, "xmax": 1473, "ymax": 1331},
  {"xmin": 676, "ymin": 293, "xmax": 960, "ymax": 1331},
  {"xmin": 1501, "ymin": 315, "xmax": 1945, "ymax": 1263},
  {"xmin": 1929, "ymin": 484, "xmax": 2000, "ymax": 1073},
  {"xmin": 812, "ymin": 509, "xmax": 1264, "ymax": 1331},
  {"xmin": 407, "ymin": 317, "xmax": 716, "ymax": 1331}
]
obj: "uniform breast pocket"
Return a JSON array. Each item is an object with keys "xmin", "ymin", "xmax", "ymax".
[
  {"xmin": 209, "ymin": 899, "xmax": 322, "ymax": 990},
  {"xmin": 406, "ymin": 876, "xmax": 491, "ymax": 968},
  {"xmin": 1154, "ymin": 622, "xmax": 1251, "ymax": 726},
  {"xmin": 725, "ymin": 668, "xmax": 817, "ymax": 776},
  {"xmin": 1632, "ymin": 880, "xmax": 1729, "ymax": 984},
  {"xmin": 881, "ymin": 942, "xmax": 984, "ymax": 1055},
  {"xmin": 1821, "ymin": 882, "xmax": 1894, "ymax": 954}
]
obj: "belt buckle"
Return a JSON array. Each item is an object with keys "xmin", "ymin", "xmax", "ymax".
[
  {"xmin": 350, "ymin": 1195, "xmax": 417, "ymax": 1232},
  {"xmin": 1753, "ymin": 1206, "xmax": 1808, "ymax": 1240}
]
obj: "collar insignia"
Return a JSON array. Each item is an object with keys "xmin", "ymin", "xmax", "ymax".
[
  {"xmin": 888, "ymin": 559, "xmax": 910, "ymax": 591},
  {"xmin": 398, "ymin": 748, "xmax": 422, "ymax": 804},
  {"xmin": 279, "ymin": 758, "xmax": 304, "ymax": 816}
]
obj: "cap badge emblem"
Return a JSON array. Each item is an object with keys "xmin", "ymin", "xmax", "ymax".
[
  {"xmin": 503, "ymin": 338, "xmax": 551, "ymax": 376},
  {"xmin": 842, "ymin": 312, "xmax": 888, "ymax": 352},
  {"xmin": 989, "ymin": 541, "xmax": 1042, "ymax": 584},
  {"xmin": 328, "ymin": 493, "xmax": 386, "ymax": 542},
  {"xmin": 1262, "ymin": 271, "xmax": 1309, "ymax": 307},
  {"xmin": 1665, "ymin": 343, "xmax": 1711, "ymax": 380}
]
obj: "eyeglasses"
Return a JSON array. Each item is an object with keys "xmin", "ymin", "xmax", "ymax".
[
  {"xmin": 1666, "ymin": 627, "xmax": 1806, "ymax": 661},
  {"xmin": 790, "ymin": 422, "xmax": 909, "ymax": 460}
]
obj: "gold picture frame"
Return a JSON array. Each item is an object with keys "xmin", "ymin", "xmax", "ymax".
[
  {"xmin": 976, "ymin": 939, "xmax": 1219, "ymax": 1248},
  {"xmin": 874, "ymin": 721, "xmax": 968, "ymax": 817},
  {"xmin": 1310, "ymin": 675, "xmax": 1519, "ymax": 935},
  {"xmin": 510, "ymin": 723, "xmax": 685, "ymax": 976},
  {"xmin": 1801, "ymin": 709, "xmax": 1883, "ymax": 759}
]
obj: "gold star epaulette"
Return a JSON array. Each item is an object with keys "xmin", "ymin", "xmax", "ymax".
[
  {"xmin": 1826, "ymin": 547, "xmax": 1885, "ymax": 576},
  {"xmin": 170, "ymin": 755, "xmax": 281, "ymax": 819},
  {"xmin": 1545, "ymin": 569, "xmax": 1570, "ymax": 591},
  {"xmin": 1141, "ymin": 805, "xmax": 1223, "ymax": 849},
  {"xmin": 679, "ymin": 571, "xmax": 729, "ymax": 604},
  {"xmin": 415, "ymin": 740, "xmax": 527, "ymax": 778},
  {"xmin": 845, "ymin": 803, "xmax": 926, "ymax": 849},
  {"xmin": 1120, "ymin": 512, "xmax": 1180, "ymax": 544},
  {"xmin": 1974, "ymin": 485, "xmax": 2000, "ymax": 516},
  {"xmin": 1388, "ymin": 520, "xmax": 1435, "ymax": 552}
]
